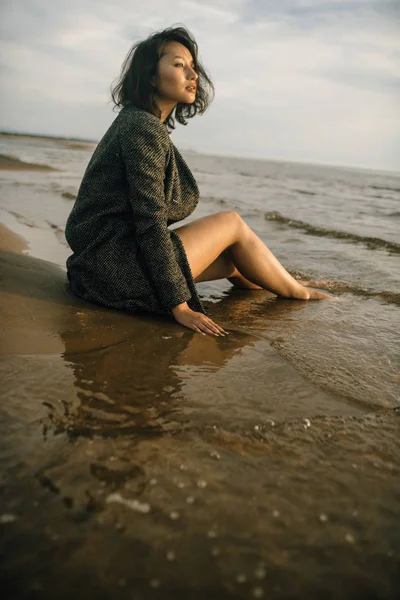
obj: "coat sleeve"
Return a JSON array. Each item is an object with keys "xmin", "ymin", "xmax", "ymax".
[{"xmin": 118, "ymin": 112, "xmax": 192, "ymax": 313}]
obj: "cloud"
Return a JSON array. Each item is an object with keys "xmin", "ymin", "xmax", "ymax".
[{"xmin": 0, "ymin": 0, "xmax": 398, "ymax": 169}]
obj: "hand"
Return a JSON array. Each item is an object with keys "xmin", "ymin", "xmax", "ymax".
[{"xmin": 172, "ymin": 303, "xmax": 228, "ymax": 336}]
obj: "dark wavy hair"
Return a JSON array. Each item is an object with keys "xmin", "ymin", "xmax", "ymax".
[{"xmin": 110, "ymin": 25, "xmax": 215, "ymax": 132}]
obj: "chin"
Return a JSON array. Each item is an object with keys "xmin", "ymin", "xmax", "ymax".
[{"xmin": 183, "ymin": 92, "xmax": 196, "ymax": 103}]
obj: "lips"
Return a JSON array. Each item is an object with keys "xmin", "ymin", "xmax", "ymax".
[{"xmin": 186, "ymin": 86, "xmax": 196, "ymax": 92}]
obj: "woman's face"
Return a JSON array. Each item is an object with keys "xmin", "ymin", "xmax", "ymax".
[{"xmin": 151, "ymin": 41, "xmax": 198, "ymax": 110}]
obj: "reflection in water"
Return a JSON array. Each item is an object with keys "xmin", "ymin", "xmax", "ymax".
[{"xmin": 53, "ymin": 286, "xmax": 361, "ymax": 440}]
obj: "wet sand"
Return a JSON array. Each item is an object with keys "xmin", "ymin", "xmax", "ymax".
[{"xmin": 1, "ymin": 224, "xmax": 399, "ymax": 599}]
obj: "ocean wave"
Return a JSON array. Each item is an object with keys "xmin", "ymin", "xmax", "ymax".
[
  {"xmin": 320, "ymin": 284, "xmax": 400, "ymax": 306},
  {"xmin": 9, "ymin": 210, "xmax": 35, "ymax": 228},
  {"xmin": 371, "ymin": 185, "xmax": 400, "ymax": 193},
  {"xmin": 46, "ymin": 221, "xmax": 67, "ymax": 245},
  {"xmin": 61, "ymin": 191, "xmax": 77, "ymax": 200},
  {"xmin": 0, "ymin": 153, "xmax": 57, "ymax": 171},
  {"xmin": 290, "ymin": 271, "xmax": 400, "ymax": 305},
  {"xmin": 293, "ymin": 189, "xmax": 316, "ymax": 196},
  {"xmin": 264, "ymin": 210, "xmax": 400, "ymax": 254}
]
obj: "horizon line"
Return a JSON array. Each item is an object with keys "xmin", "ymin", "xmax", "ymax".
[{"xmin": 1, "ymin": 129, "xmax": 399, "ymax": 175}]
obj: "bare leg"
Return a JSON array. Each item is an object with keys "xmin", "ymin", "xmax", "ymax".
[
  {"xmin": 193, "ymin": 248, "xmax": 263, "ymax": 289},
  {"xmin": 227, "ymin": 273, "xmax": 264, "ymax": 290},
  {"xmin": 173, "ymin": 212, "xmax": 330, "ymax": 300}
]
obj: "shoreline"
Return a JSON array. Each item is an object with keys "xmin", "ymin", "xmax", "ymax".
[
  {"xmin": 2, "ymin": 131, "xmax": 399, "ymax": 174},
  {"xmin": 0, "ymin": 210, "xmax": 70, "ymax": 266},
  {"xmin": 0, "ymin": 222, "xmax": 28, "ymax": 254},
  {"xmin": 0, "ymin": 130, "xmax": 97, "ymax": 144}
]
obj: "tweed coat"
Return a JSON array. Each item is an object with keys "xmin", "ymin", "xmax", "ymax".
[{"xmin": 65, "ymin": 105, "xmax": 206, "ymax": 317}]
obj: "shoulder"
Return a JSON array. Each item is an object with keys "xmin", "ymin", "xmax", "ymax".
[{"xmin": 117, "ymin": 106, "xmax": 170, "ymax": 144}]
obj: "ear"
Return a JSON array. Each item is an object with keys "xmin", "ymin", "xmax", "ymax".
[{"xmin": 150, "ymin": 70, "xmax": 158, "ymax": 87}]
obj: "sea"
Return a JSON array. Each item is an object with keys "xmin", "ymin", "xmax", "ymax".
[{"xmin": 1, "ymin": 132, "xmax": 400, "ymax": 598}]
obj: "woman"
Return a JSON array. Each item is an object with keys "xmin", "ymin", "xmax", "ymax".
[{"xmin": 65, "ymin": 25, "xmax": 330, "ymax": 338}]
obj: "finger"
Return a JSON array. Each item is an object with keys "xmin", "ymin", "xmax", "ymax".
[
  {"xmin": 207, "ymin": 320, "xmax": 228, "ymax": 335},
  {"xmin": 199, "ymin": 322, "xmax": 219, "ymax": 336},
  {"xmin": 215, "ymin": 324, "xmax": 228, "ymax": 335},
  {"xmin": 193, "ymin": 325, "xmax": 206, "ymax": 335},
  {"xmin": 202, "ymin": 322, "xmax": 222, "ymax": 336},
  {"xmin": 200, "ymin": 319, "xmax": 223, "ymax": 335}
]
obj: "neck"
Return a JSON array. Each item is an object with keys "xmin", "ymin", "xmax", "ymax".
[{"xmin": 154, "ymin": 96, "xmax": 176, "ymax": 123}]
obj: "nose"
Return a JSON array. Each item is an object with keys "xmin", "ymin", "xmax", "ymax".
[{"xmin": 188, "ymin": 66, "xmax": 198, "ymax": 81}]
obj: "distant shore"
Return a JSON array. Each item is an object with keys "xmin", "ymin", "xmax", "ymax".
[
  {"xmin": 0, "ymin": 130, "xmax": 97, "ymax": 144},
  {"xmin": 0, "ymin": 132, "xmax": 97, "ymax": 155}
]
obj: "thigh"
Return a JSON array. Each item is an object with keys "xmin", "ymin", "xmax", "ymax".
[{"xmin": 173, "ymin": 211, "xmax": 241, "ymax": 280}]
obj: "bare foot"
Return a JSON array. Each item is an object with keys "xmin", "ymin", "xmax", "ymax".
[{"xmin": 280, "ymin": 285, "xmax": 333, "ymax": 300}]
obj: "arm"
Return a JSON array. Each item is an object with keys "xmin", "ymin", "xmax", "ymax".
[{"xmin": 119, "ymin": 112, "xmax": 192, "ymax": 313}]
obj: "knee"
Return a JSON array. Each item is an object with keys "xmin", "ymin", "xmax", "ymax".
[
  {"xmin": 218, "ymin": 210, "xmax": 247, "ymax": 242},
  {"xmin": 219, "ymin": 210, "xmax": 244, "ymax": 232},
  {"xmin": 221, "ymin": 210, "xmax": 241, "ymax": 222}
]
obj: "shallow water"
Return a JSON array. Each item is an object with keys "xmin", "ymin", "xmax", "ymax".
[{"xmin": 1, "ymin": 134, "xmax": 400, "ymax": 598}]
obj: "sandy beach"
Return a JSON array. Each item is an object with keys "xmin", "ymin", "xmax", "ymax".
[{"xmin": 1, "ymin": 135, "xmax": 399, "ymax": 599}]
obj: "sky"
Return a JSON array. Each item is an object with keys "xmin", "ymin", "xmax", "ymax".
[{"xmin": 0, "ymin": 0, "xmax": 399, "ymax": 170}]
